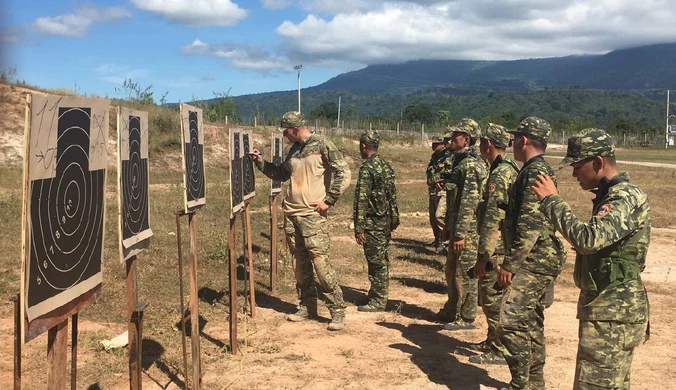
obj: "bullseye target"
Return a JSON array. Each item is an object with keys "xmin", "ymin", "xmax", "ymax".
[
  {"xmin": 117, "ymin": 108, "xmax": 152, "ymax": 262},
  {"xmin": 270, "ymin": 133, "xmax": 284, "ymax": 195},
  {"xmin": 242, "ymin": 130, "xmax": 256, "ymax": 200},
  {"xmin": 22, "ymin": 94, "xmax": 109, "ymax": 340},
  {"xmin": 229, "ymin": 128, "xmax": 243, "ymax": 218},
  {"xmin": 180, "ymin": 104, "xmax": 206, "ymax": 213}
]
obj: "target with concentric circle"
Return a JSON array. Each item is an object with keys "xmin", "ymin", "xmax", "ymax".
[
  {"xmin": 229, "ymin": 129, "xmax": 243, "ymax": 217},
  {"xmin": 271, "ymin": 134, "xmax": 283, "ymax": 195},
  {"xmin": 242, "ymin": 130, "xmax": 256, "ymax": 200},
  {"xmin": 180, "ymin": 104, "xmax": 206, "ymax": 213}
]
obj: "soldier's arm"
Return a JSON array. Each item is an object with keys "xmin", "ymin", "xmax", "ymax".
[
  {"xmin": 322, "ymin": 140, "xmax": 351, "ymax": 206},
  {"xmin": 389, "ymin": 166, "xmax": 400, "ymax": 230},
  {"xmin": 540, "ymin": 192, "xmax": 643, "ymax": 255},
  {"xmin": 454, "ymin": 161, "xmax": 483, "ymax": 239},
  {"xmin": 478, "ymin": 168, "xmax": 512, "ymax": 259},
  {"xmin": 353, "ymin": 165, "xmax": 372, "ymax": 234},
  {"xmin": 502, "ymin": 170, "xmax": 544, "ymax": 273},
  {"xmin": 255, "ymin": 147, "xmax": 293, "ymax": 182}
]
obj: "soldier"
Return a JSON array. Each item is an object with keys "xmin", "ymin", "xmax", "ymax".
[
  {"xmin": 469, "ymin": 123, "xmax": 519, "ymax": 365},
  {"xmin": 496, "ymin": 116, "xmax": 567, "ymax": 390},
  {"xmin": 437, "ymin": 119, "xmax": 488, "ymax": 329},
  {"xmin": 250, "ymin": 111, "xmax": 351, "ymax": 331},
  {"xmin": 531, "ymin": 128, "xmax": 650, "ymax": 390},
  {"xmin": 426, "ymin": 135, "xmax": 448, "ymax": 253},
  {"xmin": 353, "ymin": 130, "xmax": 400, "ymax": 312}
]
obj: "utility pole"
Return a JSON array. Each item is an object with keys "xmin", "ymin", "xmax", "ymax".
[
  {"xmin": 337, "ymin": 96, "xmax": 341, "ymax": 128},
  {"xmin": 294, "ymin": 65, "xmax": 303, "ymax": 113}
]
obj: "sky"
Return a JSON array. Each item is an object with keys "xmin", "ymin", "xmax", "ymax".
[{"xmin": 2, "ymin": 0, "xmax": 676, "ymax": 102}]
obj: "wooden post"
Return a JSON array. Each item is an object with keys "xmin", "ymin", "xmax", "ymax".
[
  {"xmin": 70, "ymin": 314, "xmax": 78, "ymax": 390},
  {"xmin": 245, "ymin": 203, "xmax": 256, "ymax": 317},
  {"xmin": 187, "ymin": 212, "xmax": 201, "ymax": 389},
  {"xmin": 228, "ymin": 217, "xmax": 238, "ymax": 354},
  {"xmin": 175, "ymin": 213, "xmax": 189, "ymax": 388},
  {"xmin": 270, "ymin": 195, "xmax": 278, "ymax": 294},
  {"xmin": 396, "ymin": 122, "xmax": 400, "ymax": 136},
  {"xmin": 11, "ymin": 294, "xmax": 20, "ymax": 390},
  {"xmin": 47, "ymin": 320, "xmax": 68, "ymax": 390},
  {"xmin": 127, "ymin": 256, "xmax": 142, "ymax": 390},
  {"xmin": 421, "ymin": 123, "xmax": 424, "ymax": 139}
]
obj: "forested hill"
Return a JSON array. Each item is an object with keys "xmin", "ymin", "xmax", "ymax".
[{"xmin": 312, "ymin": 43, "xmax": 676, "ymax": 94}]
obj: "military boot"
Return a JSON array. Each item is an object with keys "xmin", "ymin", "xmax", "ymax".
[
  {"xmin": 327, "ymin": 311, "xmax": 345, "ymax": 331},
  {"xmin": 286, "ymin": 302, "xmax": 317, "ymax": 322},
  {"xmin": 468, "ymin": 351, "xmax": 507, "ymax": 365}
]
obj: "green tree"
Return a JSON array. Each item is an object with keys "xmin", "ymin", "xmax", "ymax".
[
  {"xmin": 116, "ymin": 78, "xmax": 154, "ymax": 105},
  {"xmin": 309, "ymin": 101, "xmax": 339, "ymax": 120},
  {"xmin": 206, "ymin": 89, "xmax": 237, "ymax": 123},
  {"xmin": 436, "ymin": 110, "xmax": 451, "ymax": 125},
  {"xmin": 403, "ymin": 101, "xmax": 433, "ymax": 124}
]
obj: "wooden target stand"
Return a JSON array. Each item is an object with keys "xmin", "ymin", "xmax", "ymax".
[
  {"xmin": 269, "ymin": 193, "xmax": 280, "ymax": 294},
  {"xmin": 228, "ymin": 200, "xmax": 256, "ymax": 355},
  {"xmin": 126, "ymin": 255, "xmax": 148, "ymax": 390},
  {"xmin": 174, "ymin": 210, "xmax": 202, "ymax": 389}
]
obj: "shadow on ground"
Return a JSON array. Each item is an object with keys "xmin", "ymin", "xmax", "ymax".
[
  {"xmin": 394, "ymin": 276, "xmax": 447, "ymax": 295},
  {"xmin": 378, "ymin": 322, "xmax": 506, "ymax": 389},
  {"xmin": 392, "ymin": 237, "xmax": 440, "ymax": 257},
  {"xmin": 141, "ymin": 337, "xmax": 186, "ymax": 389}
]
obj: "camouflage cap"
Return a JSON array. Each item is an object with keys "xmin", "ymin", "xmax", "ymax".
[
  {"xmin": 453, "ymin": 118, "xmax": 481, "ymax": 139},
  {"xmin": 481, "ymin": 123, "xmax": 511, "ymax": 149},
  {"xmin": 508, "ymin": 116, "xmax": 551, "ymax": 143},
  {"xmin": 431, "ymin": 135, "xmax": 444, "ymax": 144},
  {"xmin": 280, "ymin": 111, "xmax": 306, "ymax": 129},
  {"xmin": 360, "ymin": 129, "xmax": 380, "ymax": 148},
  {"xmin": 443, "ymin": 126, "xmax": 458, "ymax": 142},
  {"xmin": 562, "ymin": 128, "xmax": 615, "ymax": 165}
]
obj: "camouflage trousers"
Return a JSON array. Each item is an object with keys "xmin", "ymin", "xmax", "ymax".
[
  {"xmin": 428, "ymin": 192, "xmax": 446, "ymax": 243},
  {"xmin": 573, "ymin": 320, "xmax": 645, "ymax": 390},
  {"xmin": 441, "ymin": 231, "xmax": 478, "ymax": 322},
  {"xmin": 497, "ymin": 268, "xmax": 555, "ymax": 390},
  {"xmin": 363, "ymin": 229, "xmax": 391, "ymax": 308},
  {"xmin": 284, "ymin": 213, "xmax": 346, "ymax": 315},
  {"xmin": 478, "ymin": 254, "xmax": 504, "ymax": 352}
]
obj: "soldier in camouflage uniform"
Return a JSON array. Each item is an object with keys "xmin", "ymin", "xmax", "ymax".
[
  {"xmin": 353, "ymin": 130, "xmax": 400, "ymax": 312},
  {"xmin": 532, "ymin": 128, "xmax": 650, "ymax": 390},
  {"xmin": 468, "ymin": 123, "xmax": 519, "ymax": 365},
  {"xmin": 496, "ymin": 117, "xmax": 567, "ymax": 390},
  {"xmin": 426, "ymin": 135, "xmax": 449, "ymax": 253},
  {"xmin": 437, "ymin": 119, "xmax": 488, "ymax": 329},
  {"xmin": 251, "ymin": 111, "xmax": 351, "ymax": 331}
]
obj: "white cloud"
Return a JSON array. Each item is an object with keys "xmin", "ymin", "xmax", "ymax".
[
  {"xmin": 33, "ymin": 5, "xmax": 130, "ymax": 38},
  {"xmin": 260, "ymin": 0, "xmax": 290, "ymax": 10},
  {"xmin": 95, "ymin": 63, "xmax": 149, "ymax": 85},
  {"xmin": 131, "ymin": 0, "xmax": 247, "ymax": 27},
  {"xmin": 181, "ymin": 39, "xmax": 289, "ymax": 71}
]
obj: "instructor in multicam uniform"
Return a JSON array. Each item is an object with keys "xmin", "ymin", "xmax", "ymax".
[
  {"xmin": 251, "ymin": 111, "xmax": 351, "ymax": 331},
  {"xmin": 532, "ymin": 128, "xmax": 650, "ymax": 390}
]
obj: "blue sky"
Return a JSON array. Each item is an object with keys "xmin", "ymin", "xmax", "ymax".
[{"xmin": 3, "ymin": 0, "xmax": 676, "ymax": 102}]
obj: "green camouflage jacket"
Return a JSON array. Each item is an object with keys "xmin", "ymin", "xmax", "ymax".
[
  {"xmin": 426, "ymin": 148, "xmax": 449, "ymax": 191},
  {"xmin": 256, "ymin": 133, "xmax": 351, "ymax": 216},
  {"xmin": 540, "ymin": 172, "xmax": 650, "ymax": 322},
  {"xmin": 353, "ymin": 153, "xmax": 399, "ymax": 232},
  {"xmin": 477, "ymin": 155, "xmax": 519, "ymax": 260},
  {"xmin": 432, "ymin": 149, "xmax": 456, "ymax": 191},
  {"xmin": 443, "ymin": 147, "xmax": 487, "ymax": 240},
  {"xmin": 502, "ymin": 154, "xmax": 566, "ymax": 275}
]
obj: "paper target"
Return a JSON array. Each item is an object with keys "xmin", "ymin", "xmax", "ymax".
[
  {"xmin": 271, "ymin": 133, "xmax": 284, "ymax": 195},
  {"xmin": 229, "ymin": 128, "xmax": 243, "ymax": 218},
  {"xmin": 22, "ymin": 94, "xmax": 109, "ymax": 338},
  {"xmin": 180, "ymin": 103, "xmax": 206, "ymax": 213},
  {"xmin": 117, "ymin": 108, "xmax": 152, "ymax": 262},
  {"xmin": 242, "ymin": 130, "xmax": 256, "ymax": 200}
]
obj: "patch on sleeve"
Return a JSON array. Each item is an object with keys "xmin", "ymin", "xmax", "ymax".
[
  {"xmin": 597, "ymin": 204, "xmax": 612, "ymax": 217},
  {"xmin": 488, "ymin": 182, "xmax": 496, "ymax": 193}
]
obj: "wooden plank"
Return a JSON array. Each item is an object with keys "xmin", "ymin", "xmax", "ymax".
[
  {"xmin": 174, "ymin": 213, "xmax": 188, "ymax": 388},
  {"xmin": 11, "ymin": 294, "xmax": 21, "ymax": 390},
  {"xmin": 187, "ymin": 213, "xmax": 201, "ymax": 389},
  {"xmin": 270, "ymin": 195, "xmax": 278, "ymax": 294},
  {"xmin": 70, "ymin": 314, "xmax": 77, "ymax": 390},
  {"xmin": 245, "ymin": 203, "xmax": 256, "ymax": 317},
  {"xmin": 47, "ymin": 320, "xmax": 68, "ymax": 390},
  {"xmin": 20, "ymin": 95, "xmax": 30, "ymax": 345},
  {"xmin": 126, "ymin": 256, "xmax": 140, "ymax": 390},
  {"xmin": 228, "ymin": 217, "xmax": 238, "ymax": 355}
]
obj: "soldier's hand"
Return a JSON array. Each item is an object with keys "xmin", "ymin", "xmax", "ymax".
[
  {"xmin": 310, "ymin": 201, "xmax": 330, "ymax": 215},
  {"xmin": 249, "ymin": 148, "xmax": 263, "ymax": 164},
  {"xmin": 435, "ymin": 182, "xmax": 444, "ymax": 191},
  {"xmin": 453, "ymin": 238, "xmax": 465, "ymax": 252},
  {"xmin": 531, "ymin": 174, "xmax": 558, "ymax": 201},
  {"xmin": 390, "ymin": 229, "xmax": 397, "ymax": 237},
  {"xmin": 474, "ymin": 259, "xmax": 488, "ymax": 278},
  {"xmin": 355, "ymin": 233, "xmax": 365, "ymax": 245},
  {"xmin": 497, "ymin": 268, "xmax": 513, "ymax": 287}
]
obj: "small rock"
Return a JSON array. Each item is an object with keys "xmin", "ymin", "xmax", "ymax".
[{"xmin": 168, "ymin": 232, "xmax": 176, "ymax": 236}]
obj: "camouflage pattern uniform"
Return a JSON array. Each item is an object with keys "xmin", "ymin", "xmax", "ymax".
[
  {"xmin": 353, "ymin": 130, "xmax": 400, "ymax": 310},
  {"xmin": 539, "ymin": 129, "xmax": 650, "ymax": 390},
  {"xmin": 426, "ymin": 135, "xmax": 449, "ymax": 251},
  {"xmin": 439, "ymin": 119, "xmax": 488, "ymax": 327},
  {"xmin": 475, "ymin": 124, "xmax": 519, "ymax": 360},
  {"xmin": 255, "ymin": 111, "xmax": 351, "ymax": 325},
  {"xmin": 497, "ymin": 117, "xmax": 567, "ymax": 389}
]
